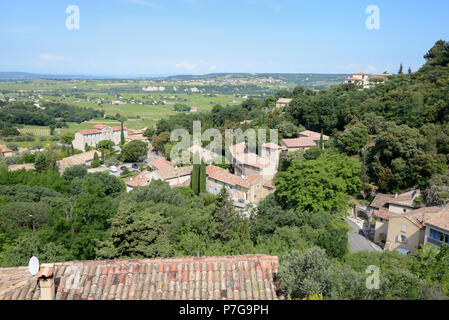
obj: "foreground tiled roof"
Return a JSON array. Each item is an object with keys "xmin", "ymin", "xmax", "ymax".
[{"xmin": 0, "ymin": 255, "xmax": 282, "ymax": 300}]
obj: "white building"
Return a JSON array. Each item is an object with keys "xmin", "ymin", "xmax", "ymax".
[
  {"xmin": 72, "ymin": 124, "xmax": 127, "ymax": 151},
  {"xmin": 345, "ymin": 72, "xmax": 392, "ymax": 89},
  {"xmin": 275, "ymin": 98, "xmax": 292, "ymax": 109}
]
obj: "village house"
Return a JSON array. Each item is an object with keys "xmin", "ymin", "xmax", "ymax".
[
  {"xmin": 0, "ymin": 147, "xmax": 13, "ymax": 157},
  {"xmin": 382, "ymin": 207, "xmax": 444, "ymax": 252},
  {"xmin": 72, "ymin": 124, "xmax": 128, "ymax": 151},
  {"xmin": 369, "ymin": 189, "xmax": 421, "ymax": 245},
  {"xmin": 206, "ymin": 165, "xmax": 269, "ymax": 208},
  {"xmin": 125, "ymin": 128, "xmax": 149, "ymax": 143},
  {"xmin": 57, "ymin": 150, "xmax": 99, "ymax": 174},
  {"xmin": 228, "ymin": 142, "xmax": 280, "ymax": 181},
  {"xmin": 356, "ymin": 189, "xmax": 449, "ymax": 251},
  {"xmin": 280, "ymin": 130, "xmax": 329, "ymax": 152},
  {"xmin": 275, "ymin": 98, "xmax": 293, "ymax": 109},
  {"xmin": 0, "ymin": 255, "xmax": 283, "ymax": 300},
  {"xmin": 126, "ymin": 164, "xmax": 193, "ymax": 192}
]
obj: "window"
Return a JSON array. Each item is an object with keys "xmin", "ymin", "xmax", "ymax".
[{"xmin": 401, "ymin": 224, "xmax": 407, "ymax": 233}]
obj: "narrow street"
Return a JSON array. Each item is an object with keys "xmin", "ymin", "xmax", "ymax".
[{"xmin": 343, "ymin": 217, "xmax": 382, "ymax": 253}]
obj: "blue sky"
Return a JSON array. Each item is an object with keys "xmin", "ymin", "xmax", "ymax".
[{"xmin": 1, "ymin": 0, "xmax": 448, "ymax": 76}]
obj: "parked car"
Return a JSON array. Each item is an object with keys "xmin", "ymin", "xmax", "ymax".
[
  {"xmin": 132, "ymin": 163, "xmax": 139, "ymax": 169},
  {"xmin": 120, "ymin": 165, "xmax": 127, "ymax": 170},
  {"xmin": 109, "ymin": 166, "xmax": 118, "ymax": 173}
]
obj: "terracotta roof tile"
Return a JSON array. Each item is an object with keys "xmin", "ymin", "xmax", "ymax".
[{"xmin": 0, "ymin": 255, "xmax": 282, "ymax": 300}]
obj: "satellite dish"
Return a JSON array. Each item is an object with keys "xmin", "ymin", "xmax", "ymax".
[{"xmin": 28, "ymin": 256, "xmax": 40, "ymax": 276}]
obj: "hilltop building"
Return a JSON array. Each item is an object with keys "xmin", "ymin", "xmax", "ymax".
[
  {"xmin": 72, "ymin": 124, "xmax": 127, "ymax": 151},
  {"xmin": 344, "ymin": 72, "xmax": 392, "ymax": 89}
]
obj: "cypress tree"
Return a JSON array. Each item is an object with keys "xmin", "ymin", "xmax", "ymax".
[
  {"xmin": 120, "ymin": 121, "xmax": 125, "ymax": 145},
  {"xmin": 199, "ymin": 159, "xmax": 206, "ymax": 194},
  {"xmin": 398, "ymin": 63, "xmax": 404, "ymax": 74},
  {"xmin": 191, "ymin": 163, "xmax": 200, "ymax": 195}
]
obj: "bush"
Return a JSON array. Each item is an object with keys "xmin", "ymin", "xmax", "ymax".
[
  {"xmin": 6, "ymin": 143, "xmax": 19, "ymax": 151},
  {"xmin": 39, "ymin": 136, "xmax": 47, "ymax": 142}
]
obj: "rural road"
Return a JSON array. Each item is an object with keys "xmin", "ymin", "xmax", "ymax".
[{"xmin": 344, "ymin": 218, "xmax": 382, "ymax": 253}]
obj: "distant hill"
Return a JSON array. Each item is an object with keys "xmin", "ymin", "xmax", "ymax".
[{"xmin": 0, "ymin": 72, "xmax": 107, "ymax": 80}]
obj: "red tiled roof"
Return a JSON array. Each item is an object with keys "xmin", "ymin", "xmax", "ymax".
[
  {"xmin": 206, "ymin": 165, "xmax": 263, "ymax": 189},
  {"xmin": 281, "ymin": 137, "xmax": 317, "ymax": 148},
  {"xmin": 299, "ymin": 130, "xmax": 330, "ymax": 140},
  {"xmin": 149, "ymin": 159, "xmax": 174, "ymax": 170},
  {"xmin": 0, "ymin": 147, "xmax": 13, "ymax": 154},
  {"xmin": 127, "ymin": 129, "xmax": 144, "ymax": 135},
  {"xmin": 425, "ymin": 208, "xmax": 449, "ymax": 231},
  {"xmin": 0, "ymin": 255, "xmax": 283, "ymax": 300},
  {"xmin": 93, "ymin": 124, "xmax": 107, "ymax": 130},
  {"xmin": 126, "ymin": 170, "xmax": 152, "ymax": 187},
  {"xmin": 112, "ymin": 126, "xmax": 127, "ymax": 132},
  {"xmin": 78, "ymin": 129, "xmax": 101, "ymax": 135}
]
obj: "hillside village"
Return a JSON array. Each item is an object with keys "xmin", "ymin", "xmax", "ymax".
[{"xmin": 0, "ymin": 39, "xmax": 449, "ymax": 302}]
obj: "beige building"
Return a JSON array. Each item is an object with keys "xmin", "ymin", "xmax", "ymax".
[
  {"xmin": 57, "ymin": 150, "xmax": 99, "ymax": 174},
  {"xmin": 126, "ymin": 165, "xmax": 193, "ymax": 192},
  {"xmin": 228, "ymin": 142, "xmax": 280, "ymax": 181},
  {"xmin": 72, "ymin": 124, "xmax": 128, "ymax": 151},
  {"xmin": 275, "ymin": 98, "xmax": 293, "ymax": 109},
  {"xmin": 424, "ymin": 208, "xmax": 449, "ymax": 248},
  {"xmin": 371, "ymin": 190, "xmax": 421, "ymax": 245},
  {"xmin": 382, "ymin": 207, "xmax": 443, "ymax": 252},
  {"xmin": 206, "ymin": 165, "xmax": 266, "ymax": 208}
]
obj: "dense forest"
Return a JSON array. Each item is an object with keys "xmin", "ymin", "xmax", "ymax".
[{"xmin": 1, "ymin": 40, "xmax": 449, "ymax": 300}]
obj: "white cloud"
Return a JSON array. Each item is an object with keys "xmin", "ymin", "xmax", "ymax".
[
  {"xmin": 175, "ymin": 62, "xmax": 196, "ymax": 70},
  {"xmin": 39, "ymin": 54, "xmax": 72, "ymax": 62}
]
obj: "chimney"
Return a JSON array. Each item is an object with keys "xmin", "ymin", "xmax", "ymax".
[{"xmin": 37, "ymin": 264, "xmax": 55, "ymax": 300}]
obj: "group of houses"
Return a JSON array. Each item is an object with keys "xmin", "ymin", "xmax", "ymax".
[
  {"xmin": 344, "ymin": 72, "xmax": 392, "ymax": 89},
  {"xmin": 125, "ymin": 128, "xmax": 329, "ymax": 210},
  {"xmin": 355, "ymin": 189, "xmax": 449, "ymax": 252}
]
